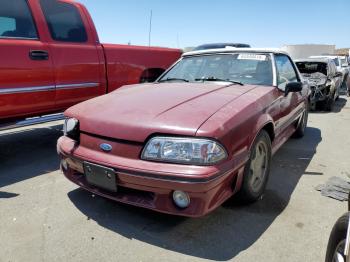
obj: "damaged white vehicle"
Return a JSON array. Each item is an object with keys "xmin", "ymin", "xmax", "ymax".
[
  {"xmin": 295, "ymin": 58, "xmax": 342, "ymax": 111},
  {"xmin": 310, "ymin": 55, "xmax": 349, "ymax": 85}
]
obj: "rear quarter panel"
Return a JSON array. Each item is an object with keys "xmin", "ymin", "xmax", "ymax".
[{"xmin": 103, "ymin": 44, "xmax": 182, "ymax": 92}]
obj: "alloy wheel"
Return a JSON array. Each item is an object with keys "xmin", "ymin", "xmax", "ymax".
[{"xmin": 249, "ymin": 140, "xmax": 268, "ymax": 193}]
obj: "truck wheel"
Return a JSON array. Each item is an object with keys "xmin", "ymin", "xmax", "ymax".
[
  {"xmin": 236, "ymin": 130, "xmax": 272, "ymax": 203},
  {"xmin": 325, "ymin": 213, "xmax": 349, "ymax": 262},
  {"xmin": 293, "ymin": 107, "xmax": 308, "ymax": 138}
]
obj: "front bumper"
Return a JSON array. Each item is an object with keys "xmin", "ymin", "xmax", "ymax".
[
  {"xmin": 58, "ymin": 136, "xmax": 244, "ymax": 217},
  {"xmin": 310, "ymin": 84, "xmax": 330, "ymax": 102}
]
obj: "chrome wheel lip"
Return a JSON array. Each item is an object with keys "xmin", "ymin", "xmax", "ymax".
[
  {"xmin": 249, "ymin": 140, "xmax": 268, "ymax": 193},
  {"xmin": 333, "ymin": 239, "xmax": 346, "ymax": 262}
]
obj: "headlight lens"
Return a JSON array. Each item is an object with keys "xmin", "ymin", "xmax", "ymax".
[
  {"xmin": 63, "ymin": 118, "xmax": 79, "ymax": 140},
  {"xmin": 141, "ymin": 137, "xmax": 227, "ymax": 165}
]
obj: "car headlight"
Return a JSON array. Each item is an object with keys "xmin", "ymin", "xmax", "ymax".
[
  {"xmin": 141, "ymin": 137, "xmax": 227, "ymax": 165},
  {"xmin": 63, "ymin": 118, "xmax": 79, "ymax": 140}
]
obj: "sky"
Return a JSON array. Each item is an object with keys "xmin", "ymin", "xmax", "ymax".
[{"xmin": 79, "ymin": 0, "xmax": 349, "ymax": 49}]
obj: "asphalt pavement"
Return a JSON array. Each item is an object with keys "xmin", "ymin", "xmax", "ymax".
[{"xmin": 1, "ymin": 96, "xmax": 350, "ymax": 262}]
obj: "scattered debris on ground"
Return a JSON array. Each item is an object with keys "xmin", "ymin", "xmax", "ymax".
[{"xmin": 316, "ymin": 176, "xmax": 350, "ymax": 201}]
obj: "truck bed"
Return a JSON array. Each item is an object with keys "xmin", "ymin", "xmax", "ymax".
[{"xmin": 102, "ymin": 44, "xmax": 181, "ymax": 92}]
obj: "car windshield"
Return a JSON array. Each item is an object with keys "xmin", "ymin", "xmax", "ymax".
[
  {"xmin": 159, "ymin": 53, "xmax": 273, "ymax": 86},
  {"xmin": 340, "ymin": 58, "xmax": 347, "ymax": 66},
  {"xmin": 296, "ymin": 62, "xmax": 328, "ymax": 76}
]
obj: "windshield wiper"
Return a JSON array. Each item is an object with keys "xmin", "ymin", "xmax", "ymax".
[
  {"xmin": 195, "ymin": 77, "xmax": 244, "ymax": 86},
  {"xmin": 158, "ymin": 77, "xmax": 189, "ymax": 82}
]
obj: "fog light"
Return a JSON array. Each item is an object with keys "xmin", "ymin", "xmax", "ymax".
[
  {"xmin": 61, "ymin": 159, "xmax": 68, "ymax": 171},
  {"xmin": 172, "ymin": 190, "xmax": 190, "ymax": 209}
]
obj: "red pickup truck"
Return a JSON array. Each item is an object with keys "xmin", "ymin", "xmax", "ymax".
[{"xmin": 0, "ymin": 0, "xmax": 181, "ymax": 128}]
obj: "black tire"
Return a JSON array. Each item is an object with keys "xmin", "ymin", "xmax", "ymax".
[
  {"xmin": 322, "ymin": 93, "xmax": 335, "ymax": 112},
  {"xmin": 325, "ymin": 212, "xmax": 349, "ymax": 262},
  {"xmin": 335, "ymin": 85, "xmax": 340, "ymax": 100},
  {"xmin": 309, "ymin": 101, "xmax": 316, "ymax": 111},
  {"xmin": 293, "ymin": 107, "xmax": 308, "ymax": 138},
  {"xmin": 236, "ymin": 130, "xmax": 272, "ymax": 203}
]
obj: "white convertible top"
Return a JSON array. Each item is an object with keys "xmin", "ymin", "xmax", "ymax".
[{"xmin": 183, "ymin": 47, "xmax": 290, "ymax": 57}]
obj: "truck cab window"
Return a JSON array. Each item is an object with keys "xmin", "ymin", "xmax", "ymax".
[
  {"xmin": 0, "ymin": 0, "xmax": 38, "ymax": 39},
  {"xmin": 40, "ymin": 0, "xmax": 88, "ymax": 43}
]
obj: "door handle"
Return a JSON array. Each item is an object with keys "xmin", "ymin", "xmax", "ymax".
[{"xmin": 29, "ymin": 50, "xmax": 49, "ymax": 60}]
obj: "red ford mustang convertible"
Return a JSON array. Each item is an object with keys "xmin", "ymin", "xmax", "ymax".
[{"xmin": 57, "ymin": 48, "xmax": 309, "ymax": 217}]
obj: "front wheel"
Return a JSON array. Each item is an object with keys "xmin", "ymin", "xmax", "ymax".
[
  {"xmin": 325, "ymin": 213, "xmax": 349, "ymax": 262},
  {"xmin": 335, "ymin": 87, "xmax": 340, "ymax": 100},
  {"xmin": 322, "ymin": 92, "xmax": 335, "ymax": 111},
  {"xmin": 236, "ymin": 130, "xmax": 272, "ymax": 203},
  {"xmin": 293, "ymin": 106, "xmax": 308, "ymax": 138}
]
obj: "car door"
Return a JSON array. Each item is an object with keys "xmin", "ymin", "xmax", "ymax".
[
  {"xmin": 329, "ymin": 61, "xmax": 342, "ymax": 91},
  {"xmin": 39, "ymin": 0, "xmax": 105, "ymax": 110},
  {"xmin": 274, "ymin": 54, "xmax": 305, "ymax": 134},
  {"xmin": 0, "ymin": 0, "xmax": 55, "ymax": 121}
]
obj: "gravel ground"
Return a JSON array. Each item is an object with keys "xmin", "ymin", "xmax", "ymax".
[{"xmin": 0, "ymin": 95, "xmax": 349, "ymax": 262}]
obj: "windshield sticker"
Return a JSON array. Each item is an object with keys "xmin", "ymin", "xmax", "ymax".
[{"xmin": 237, "ymin": 54, "xmax": 267, "ymax": 61}]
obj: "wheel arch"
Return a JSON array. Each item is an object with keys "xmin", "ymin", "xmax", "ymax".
[
  {"xmin": 248, "ymin": 116, "xmax": 275, "ymax": 153},
  {"xmin": 139, "ymin": 68, "xmax": 166, "ymax": 83},
  {"xmin": 261, "ymin": 122, "xmax": 275, "ymax": 142}
]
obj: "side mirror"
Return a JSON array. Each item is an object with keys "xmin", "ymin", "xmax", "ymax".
[
  {"xmin": 285, "ymin": 82, "xmax": 302, "ymax": 96},
  {"xmin": 335, "ymin": 72, "xmax": 343, "ymax": 78}
]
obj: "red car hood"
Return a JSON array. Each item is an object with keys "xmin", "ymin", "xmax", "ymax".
[{"xmin": 65, "ymin": 83, "xmax": 257, "ymax": 142}]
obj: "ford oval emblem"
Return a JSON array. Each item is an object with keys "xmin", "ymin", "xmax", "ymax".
[{"xmin": 100, "ymin": 143, "xmax": 112, "ymax": 152}]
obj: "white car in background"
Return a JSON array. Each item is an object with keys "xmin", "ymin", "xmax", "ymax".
[
  {"xmin": 295, "ymin": 58, "xmax": 342, "ymax": 111},
  {"xmin": 310, "ymin": 55, "xmax": 349, "ymax": 85}
]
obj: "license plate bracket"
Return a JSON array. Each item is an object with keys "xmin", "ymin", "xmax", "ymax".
[{"xmin": 83, "ymin": 162, "xmax": 117, "ymax": 192}]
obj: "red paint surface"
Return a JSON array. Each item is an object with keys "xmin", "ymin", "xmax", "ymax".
[
  {"xmin": 0, "ymin": 0, "xmax": 181, "ymax": 122},
  {"xmin": 58, "ymin": 79, "xmax": 308, "ymax": 217}
]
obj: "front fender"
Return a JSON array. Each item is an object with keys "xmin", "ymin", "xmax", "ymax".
[{"xmin": 249, "ymin": 114, "xmax": 275, "ymax": 152}]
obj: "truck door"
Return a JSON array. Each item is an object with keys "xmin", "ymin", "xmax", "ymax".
[
  {"xmin": 0, "ymin": 0, "xmax": 55, "ymax": 121},
  {"xmin": 39, "ymin": 0, "xmax": 105, "ymax": 110}
]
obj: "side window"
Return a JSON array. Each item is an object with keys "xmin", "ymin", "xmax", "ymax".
[
  {"xmin": 275, "ymin": 55, "xmax": 298, "ymax": 90},
  {"xmin": 331, "ymin": 63, "xmax": 336, "ymax": 76},
  {"xmin": 328, "ymin": 62, "xmax": 334, "ymax": 76},
  {"xmin": 0, "ymin": 0, "xmax": 38, "ymax": 39},
  {"xmin": 333, "ymin": 58, "xmax": 339, "ymax": 67},
  {"xmin": 40, "ymin": 0, "xmax": 88, "ymax": 43}
]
